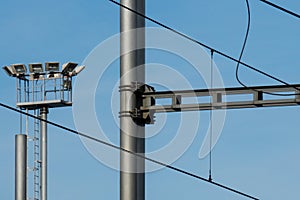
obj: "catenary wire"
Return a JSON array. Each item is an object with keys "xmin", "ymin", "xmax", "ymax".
[
  {"xmin": 236, "ymin": 0, "xmax": 298, "ymax": 96},
  {"xmin": 236, "ymin": 0, "xmax": 251, "ymax": 93},
  {"xmin": 0, "ymin": 102, "xmax": 259, "ymax": 200},
  {"xmin": 109, "ymin": 0, "xmax": 300, "ymax": 94},
  {"xmin": 260, "ymin": 0, "xmax": 300, "ymax": 19}
]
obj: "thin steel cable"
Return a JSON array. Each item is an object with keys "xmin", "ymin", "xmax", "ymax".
[
  {"xmin": 236, "ymin": 0, "xmax": 297, "ymax": 96},
  {"xmin": 0, "ymin": 102, "xmax": 259, "ymax": 200},
  {"xmin": 208, "ymin": 50, "xmax": 214, "ymax": 182},
  {"xmin": 235, "ymin": 0, "xmax": 251, "ymax": 92},
  {"xmin": 109, "ymin": 0, "xmax": 300, "ymax": 93},
  {"xmin": 260, "ymin": 0, "xmax": 300, "ymax": 19}
]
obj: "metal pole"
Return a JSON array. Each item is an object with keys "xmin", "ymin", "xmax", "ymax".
[
  {"xmin": 40, "ymin": 107, "xmax": 48, "ymax": 200},
  {"xmin": 120, "ymin": 1, "xmax": 145, "ymax": 200},
  {"xmin": 15, "ymin": 134, "xmax": 27, "ymax": 200}
]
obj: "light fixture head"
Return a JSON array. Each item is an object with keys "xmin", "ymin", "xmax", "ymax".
[
  {"xmin": 11, "ymin": 64, "xmax": 27, "ymax": 75},
  {"xmin": 2, "ymin": 66, "xmax": 16, "ymax": 77},
  {"xmin": 45, "ymin": 62, "xmax": 60, "ymax": 72},
  {"xmin": 62, "ymin": 62, "xmax": 78, "ymax": 75},
  {"xmin": 71, "ymin": 65, "xmax": 85, "ymax": 76},
  {"xmin": 29, "ymin": 63, "xmax": 43, "ymax": 73}
]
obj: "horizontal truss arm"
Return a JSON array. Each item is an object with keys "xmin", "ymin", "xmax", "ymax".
[{"xmin": 140, "ymin": 84, "xmax": 300, "ymax": 113}]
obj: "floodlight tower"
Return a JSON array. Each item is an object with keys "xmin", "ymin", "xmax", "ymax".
[{"xmin": 3, "ymin": 62, "xmax": 85, "ymax": 200}]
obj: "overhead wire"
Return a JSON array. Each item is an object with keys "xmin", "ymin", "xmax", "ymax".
[
  {"xmin": 260, "ymin": 0, "xmax": 300, "ymax": 19},
  {"xmin": 109, "ymin": 0, "xmax": 300, "ymax": 94},
  {"xmin": 208, "ymin": 50, "xmax": 214, "ymax": 182},
  {"xmin": 236, "ymin": 0, "xmax": 298, "ymax": 96},
  {"xmin": 0, "ymin": 102, "xmax": 259, "ymax": 200},
  {"xmin": 235, "ymin": 0, "xmax": 251, "ymax": 93}
]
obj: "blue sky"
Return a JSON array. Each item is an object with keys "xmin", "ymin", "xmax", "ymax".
[{"xmin": 1, "ymin": 0, "xmax": 300, "ymax": 199}]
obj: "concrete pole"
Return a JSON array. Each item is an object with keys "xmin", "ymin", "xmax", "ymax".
[
  {"xmin": 15, "ymin": 134, "xmax": 27, "ymax": 200},
  {"xmin": 40, "ymin": 107, "xmax": 48, "ymax": 200},
  {"xmin": 120, "ymin": 1, "xmax": 145, "ymax": 200}
]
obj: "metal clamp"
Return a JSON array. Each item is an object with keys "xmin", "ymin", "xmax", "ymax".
[{"xmin": 131, "ymin": 83, "xmax": 156, "ymax": 125}]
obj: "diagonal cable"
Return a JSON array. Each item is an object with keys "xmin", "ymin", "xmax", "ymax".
[
  {"xmin": 260, "ymin": 0, "xmax": 300, "ymax": 19},
  {"xmin": 0, "ymin": 102, "xmax": 259, "ymax": 200}
]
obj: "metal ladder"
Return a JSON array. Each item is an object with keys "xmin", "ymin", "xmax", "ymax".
[
  {"xmin": 33, "ymin": 109, "xmax": 41, "ymax": 200},
  {"xmin": 27, "ymin": 109, "xmax": 41, "ymax": 200}
]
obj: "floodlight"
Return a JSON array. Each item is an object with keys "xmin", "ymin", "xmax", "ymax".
[
  {"xmin": 61, "ymin": 62, "xmax": 78, "ymax": 75},
  {"xmin": 29, "ymin": 63, "xmax": 43, "ymax": 73},
  {"xmin": 45, "ymin": 62, "xmax": 60, "ymax": 72},
  {"xmin": 71, "ymin": 65, "xmax": 85, "ymax": 76},
  {"xmin": 2, "ymin": 66, "xmax": 16, "ymax": 77},
  {"xmin": 11, "ymin": 64, "xmax": 27, "ymax": 75}
]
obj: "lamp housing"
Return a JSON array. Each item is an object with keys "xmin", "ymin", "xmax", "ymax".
[
  {"xmin": 45, "ymin": 62, "xmax": 60, "ymax": 72},
  {"xmin": 29, "ymin": 63, "xmax": 43, "ymax": 73},
  {"xmin": 62, "ymin": 62, "xmax": 78, "ymax": 75},
  {"xmin": 2, "ymin": 66, "xmax": 16, "ymax": 77},
  {"xmin": 11, "ymin": 64, "xmax": 27, "ymax": 75}
]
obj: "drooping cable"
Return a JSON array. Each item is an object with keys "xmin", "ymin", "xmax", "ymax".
[
  {"xmin": 235, "ymin": 0, "xmax": 297, "ymax": 96},
  {"xmin": 235, "ymin": 0, "xmax": 295, "ymax": 96},
  {"xmin": 235, "ymin": 0, "xmax": 251, "ymax": 91},
  {"xmin": 260, "ymin": 0, "xmax": 300, "ymax": 19},
  {"xmin": 110, "ymin": 0, "xmax": 300, "ymax": 94},
  {"xmin": 0, "ymin": 102, "xmax": 259, "ymax": 200},
  {"xmin": 208, "ymin": 50, "xmax": 214, "ymax": 182}
]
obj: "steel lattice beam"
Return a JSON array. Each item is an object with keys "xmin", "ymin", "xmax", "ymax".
[{"xmin": 140, "ymin": 84, "xmax": 300, "ymax": 113}]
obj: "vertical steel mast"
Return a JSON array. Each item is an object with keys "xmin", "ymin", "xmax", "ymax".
[
  {"xmin": 120, "ymin": 1, "xmax": 145, "ymax": 200},
  {"xmin": 15, "ymin": 134, "xmax": 27, "ymax": 200},
  {"xmin": 40, "ymin": 107, "xmax": 48, "ymax": 200}
]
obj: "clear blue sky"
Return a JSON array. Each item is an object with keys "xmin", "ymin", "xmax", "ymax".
[{"xmin": 1, "ymin": 0, "xmax": 300, "ymax": 199}]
